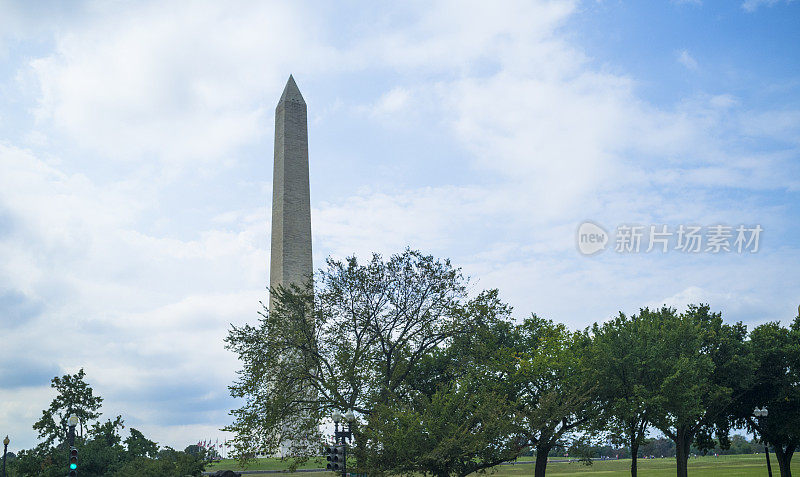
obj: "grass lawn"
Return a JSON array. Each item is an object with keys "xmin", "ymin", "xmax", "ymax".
[{"xmin": 206, "ymin": 453, "xmax": 799, "ymax": 476}]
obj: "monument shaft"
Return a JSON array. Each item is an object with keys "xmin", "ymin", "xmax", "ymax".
[{"xmin": 270, "ymin": 76, "xmax": 312, "ymax": 300}]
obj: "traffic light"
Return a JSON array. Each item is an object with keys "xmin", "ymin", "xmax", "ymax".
[
  {"xmin": 68, "ymin": 446, "xmax": 78, "ymax": 476},
  {"xmin": 325, "ymin": 444, "xmax": 343, "ymax": 471}
]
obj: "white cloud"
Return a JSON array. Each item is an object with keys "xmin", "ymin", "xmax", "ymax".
[
  {"xmin": 1, "ymin": 0, "xmax": 798, "ymax": 453},
  {"xmin": 372, "ymin": 87, "xmax": 411, "ymax": 115},
  {"xmin": 0, "ymin": 142, "xmax": 269, "ymax": 448},
  {"xmin": 742, "ymin": 0, "xmax": 796, "ymax": 12},
  {"xmin": 677, "ymin": 49, "xmax": 698, "ymax": 70},
  {"xmin": 27, "ymin": 1, "xmax": 340, "ymax": 165}
]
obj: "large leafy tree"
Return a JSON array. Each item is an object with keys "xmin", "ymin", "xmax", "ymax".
[
  {"xmin": 734, "ymin": 316, "xmax": 800, "ymax": 477},
  {"xmin": 225, "ymin": 249, "xmax": 491, "ymax": 462},
  {"xmin": 362, "ymin": 382, "xmax": 521, "ymax": 477},
  {"xmin": 32, "ymin": 368, "xmax": 103, "ymax": 446},
  {"xmin": 360, "ymin": 293, "xmax": 523, "ymax": 476},
  {"xmin": 588, "ymin": 308, "xmax": 668, "ymax": 477},
  {"xmin": 647, "ymin": 305, "xmax": 752, "ymax": 477},
  {"xmin": 509, "ymin": 316, "xmax": 599, "ymax": 477}
]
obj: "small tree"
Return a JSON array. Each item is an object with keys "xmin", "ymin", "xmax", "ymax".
[
  {"xmin": 125, "ymin": 428, "xmax": 159, "ymax": 460},
  {"xmin": 32, "ymin": 368, "xmax": 103, "ymax": 446}
]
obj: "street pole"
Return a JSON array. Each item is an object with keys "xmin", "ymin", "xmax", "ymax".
[
  {"xmin": 67, "ymin": 413, "xmax": 78, "ymax": 476},
  {"xmin": 3, "ymin": 435, "xmax": 9, "ymax": 477},
  {"xmin": 343, "ymin": 410, "xmax": 354, "ymax": 477},
  {"xmin": 754, "ymin": 408, "xmax": 772, "ymax": 477},
  {"xmin": 764, "ymin": 444, "xmax": 773, "ymax": 477},
  {"xmin": 332, "ymin": 410, "xmax": 355, "ymax": 477}
]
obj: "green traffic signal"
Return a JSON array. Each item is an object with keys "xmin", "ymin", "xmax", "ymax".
[{"xmin": 69, "ymin": 446, "xmax": 78, "ymax": 471}]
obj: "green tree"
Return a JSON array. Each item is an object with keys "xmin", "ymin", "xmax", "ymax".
[
  {"xmin": 79, "ymin": 416, "xmax": 126, "ymax": 476},
  {"xmin": 510, "ymin": 316, "xmax": 599, "ymax": 477},
  {"xmin": 360, "ymin": 297, "xmax": 523, "ymax": 476},
  {"xmin": 362, "ymin": 383, "xmax": 521, "ymax": 477},
  {"xmin": 113, "ymin": 447, "xmax": 206, "ymax": 477},
  {"xmin": 588, "ymin": 308, "xmax": 670, "ymax": 477},
  {"xmin": 11, "ymin": 369, "xmax": 206, "ymax": 477},
  {"xmin": 11, "ymin": 444, "xmax": 66, "ymax": 477},
  {"xmin": 647, "ymin": 305, "xmax": 752, "ymax": 477},
  {"xmin": 32, "ymin": 368, "xmax": 103, "ymax": 446},
  {"xmin": 125, "ymin": 428, "xmax": 159, "ymax": 460},
  {"xmin": 225, "ymin": 249, "xmax": 490, "ymax": 463},
  {"xmin": 184, "ymin": 444, "xmax": 207, "ymax": 457},
  {"xmin": 734, "ymin": 316, "xmax": 800, "ymax": 477}
]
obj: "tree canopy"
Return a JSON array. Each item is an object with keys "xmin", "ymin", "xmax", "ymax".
[
  {"xmin": 225, "ymin": 249, "xmax": 504, "ymax": 462},
  {"xmin": 220, "ymin": 249, "xmax": 798, "ymax": 477},
  {"xmin": 32, "ymin": 368, "xmax": 103, "ymax": 446},
  {"xmin": 12, "ymin": 369, "xmax": 207, "ymax": 477}
]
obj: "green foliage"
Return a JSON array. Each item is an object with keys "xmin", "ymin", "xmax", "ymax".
[
  {"xmin": 636, "ymin": 305, "xmax": 753, "ymax": 477},
  {"xmin": 219, "ymin": 248, "xmax": 798, "ymax": 477},
  {"xmin": 362, "ymin": 384, "xmax": 521, "ymax": 477},
  {"xmin": 225, "ymin": 249, "xmax": 487, "ymax": 461},
  {"xmin": 113, "ymin": 448, "xmax": 207, "ymax": 477},
  {"xmin": 10, "ymin": 369, "xmax": 207, "ymax": 477},
  {"xmin": 588, "ymin": 308, "xmax": 680, "ymax": 476},
  {"xmin": 32, "ymin": 368, "xmax": 103, "ymax": 446},
  {"xmin": 10, "ymin": 426, "xmax": 207, "ymax": 477},
  {"xmin": 125, "ymin": 427, "xmax": 159, "ymax": 459},
  {"xmin": 509, "ymin": 315, "xmax": 599, "ymax": 477},
  {"xmin": 353, "ymin": 290, "xmax": 525, "ymax": 477},
  {"xmin": 734, "ymin": 314, "xmax": 800, "ymax": 476}
]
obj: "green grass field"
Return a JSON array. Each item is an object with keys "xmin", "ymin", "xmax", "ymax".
[{"xmin": 206, "ymin": 454, "xmax": 799, "ymax": 476}]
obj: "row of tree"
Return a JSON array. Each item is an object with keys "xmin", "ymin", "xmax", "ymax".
[
  {"xmin": 225, "ymin": 249, "xmax": 800, "ymax": 477},
  {"xmin": 563, "ymin": 434, "xmax": 770, "ymax": 459},
  {"xmin": 6, "ymin": 369, "xmax": 208, "ymax": 477}
]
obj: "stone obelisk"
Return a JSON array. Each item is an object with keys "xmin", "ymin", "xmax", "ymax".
[
  {"xmin": 270, "ymin": 75, "xmax": 312, "ymax": 303},
  {"xmin": 270, "ymin": 76, "xmax": 313, "ymax": 457}
]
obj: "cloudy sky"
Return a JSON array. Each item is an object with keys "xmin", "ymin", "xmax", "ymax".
[{"xmin": 1, "ymin": 0, "xmax": 798, "ymax": 451}]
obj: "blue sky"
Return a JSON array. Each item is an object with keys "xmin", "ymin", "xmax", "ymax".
[{"xmin": 0, "ymin": 0, "xmax": 798, "ymax": 451}]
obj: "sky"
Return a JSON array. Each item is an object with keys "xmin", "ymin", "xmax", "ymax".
[{"xmin": 0, "ymin": 0, "xmax": 798, "ymax": 452}]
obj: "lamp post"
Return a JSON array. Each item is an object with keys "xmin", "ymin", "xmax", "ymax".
[
  {"xmin": 332, "ymin": 410, "xmax": 355, "ymax": 476},
  {"xmin": 3, "ymin": 435, "xmax": 9, "ymax": 477},
  {"xmin": 754, "ymin": 407, "xmax": 772, "ymax": 477},
  {"xmin": 68, "ymin": 414, "xmax": 78, "ymax": 447},
  {"xmin": 68, "ymin": 414, "xmax": 79, "ymax": 476}
]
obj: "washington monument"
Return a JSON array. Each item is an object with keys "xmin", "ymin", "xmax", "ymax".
[
  {"xmin": 269, "ymin": 75, "xmax": 313, "ymax": 455},
  {"xmin": 270, "ymin": 75, "xmax": 312, "ymax": 302}
]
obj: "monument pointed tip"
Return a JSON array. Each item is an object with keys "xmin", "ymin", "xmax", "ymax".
[{"xmin": 278, "ymin": 75, "xmax": 305, "ymax": 106}]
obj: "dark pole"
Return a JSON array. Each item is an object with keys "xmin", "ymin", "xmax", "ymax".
[
  {"xmin": 342, "ymin": 422, "xmax": 348, "ymax": 477},
  {"xmin": 764, "ymin": 445, "xmax": 772, "ymax": 477},
  {"xmin": 68, "ymin": 422, "xmax": 75, "ymax": 474},
  {"xmin": 3, "ymin": 435, "xmax": 8, "ymax": 477}
]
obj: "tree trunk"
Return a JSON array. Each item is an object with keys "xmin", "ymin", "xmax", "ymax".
[
  {"xmin": 674, "ymin": 429, "xmax": 691, "ymax": 477},
  {"xmin": 630, "ymin": 441, "xmax": 639, "ymax": 477},
  {"xmin": 774, "ymin": 445, "xmax": 795, "ymax": 477},
  {"xmin": 534, "ymin": 445, "xmax": 550, "ymax": 477}
]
